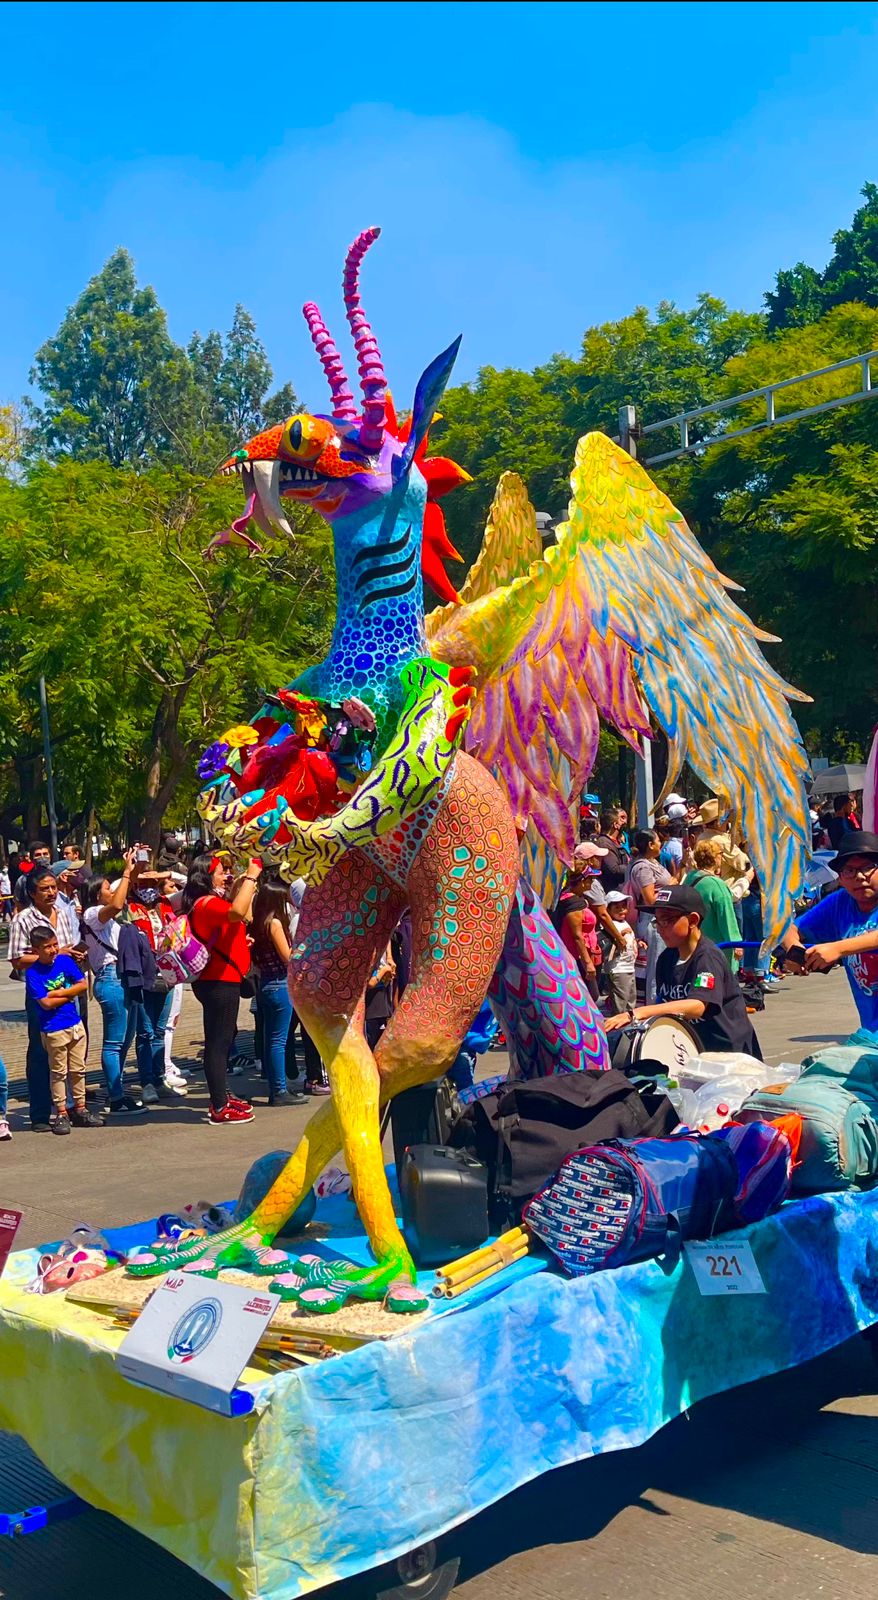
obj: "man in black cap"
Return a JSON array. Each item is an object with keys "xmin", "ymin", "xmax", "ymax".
[
  {"xmin": 605, "ymin": 883, "xmax": 760, "ymax": 1056},
  {"xmin": 781, "ymin": 830, "xmax": 878, "ymax": 1036}
]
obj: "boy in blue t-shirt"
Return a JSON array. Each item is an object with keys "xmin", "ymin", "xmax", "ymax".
[
  {"xmin": 783, "ymin": 831, "xmax": 878, "ymax": 1038},
  {"xmin": 24, "ymin": 925, "xmax": 102, "ymax": 1135}
]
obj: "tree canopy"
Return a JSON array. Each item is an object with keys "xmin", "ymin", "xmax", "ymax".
[
  {"xmin": 767, "ymin": 182, "xmax": 878, "ymax": 331},
  {"xmin": 28, "ymin": 250, "xmax": 297, "ymax": 474},
  {"xmin": 682, "ymin": 301, "xmax": 878, "ymax": 757},
  {"xmin": 0, "ymin": 464, "xmax": 334, "ymax": 844}
]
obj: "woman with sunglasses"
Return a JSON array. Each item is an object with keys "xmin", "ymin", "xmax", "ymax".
[{"xmin": 781, "ymin": 830, "xmax": 878, "ymax": 1036}]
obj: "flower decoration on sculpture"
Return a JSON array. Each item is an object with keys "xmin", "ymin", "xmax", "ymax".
[{"xmin": 197, "ymin": 741, "xmax": 231, "ymax": 782}]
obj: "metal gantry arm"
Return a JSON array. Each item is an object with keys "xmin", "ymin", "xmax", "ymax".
[{"xmin": 628, "ymin": 348, "xmax": 878, "ymax": 467}]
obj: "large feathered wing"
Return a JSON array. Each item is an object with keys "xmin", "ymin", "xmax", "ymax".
[{"xmin": 427, "ymin": 432, "xmax": 811, "ymax": 941}]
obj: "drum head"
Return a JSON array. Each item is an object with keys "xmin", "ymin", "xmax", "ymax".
[{"xmin": 636, "ymin": 1015, "xmax": 701, "ymax": 1075}]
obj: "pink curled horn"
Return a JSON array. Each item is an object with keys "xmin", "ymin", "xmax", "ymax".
[
  {"xmin": 343, "ymin": 226, "xmax": 387, "ymax": 454},
  {"xmin": 302, "ymin": 302, "xmax": 358, "ymax": 421}
]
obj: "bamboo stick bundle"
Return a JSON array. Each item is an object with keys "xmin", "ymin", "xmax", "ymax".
[{"xmin": 432, "ymin": 1227, "xmax": 529, "ymax": 1298}]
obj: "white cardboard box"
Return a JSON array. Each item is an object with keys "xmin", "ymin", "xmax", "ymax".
[{"xmin": 117, "ymin": 1271, "xmax": 278, "ymax": 1414}]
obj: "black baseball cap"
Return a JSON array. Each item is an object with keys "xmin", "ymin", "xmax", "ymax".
[
  {"xmin": 654, "ymin": 885, "xmax": 707, "ymax": 919},
  {"xmin": 829, "ymin": 831, "xmax": 878, "ymax": 871}
]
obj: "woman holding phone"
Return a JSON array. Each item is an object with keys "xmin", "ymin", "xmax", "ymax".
[{"xmin": 182, "ymin": 853, "xmax": 261, "ymax": 1126}]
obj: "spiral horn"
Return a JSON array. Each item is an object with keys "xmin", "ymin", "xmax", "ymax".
[
  {"xmin": 302, "ymin": 302, "xmax": 358, "ymax": 421},
  {"xmin": 343, "ymin": 226, "xmax": 387, "ymax": 454}
]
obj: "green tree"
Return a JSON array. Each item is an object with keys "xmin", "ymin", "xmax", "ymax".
[
  {"xmin": 29, "ymin": 249, "xmax": 183, "ymax": 466},
  {"xmin": 767, "ymin": 182, "xmax": 878, "ymax": 331},
  {"xmin": 30, "ymin": 252, "xmax": 299, "ymax": 474},
  {"xmin": 436, "ymin": 296, "xmax": 762, "ymax": 574},
  {"xmin": 679, "ymin": 302, "xmax": 878, "ymax": 757},
  {"xmin": 571, "ymin": 296, "xmax": 764, "ymax": 441},
  {"xmin": 0, "ymin": 463, "xmax": 335, "ymax": 844},
  {"xmin": 262, "ymin": 381, "xmax": 300, "ymax": 426},
  {"xmin": 435, "ymin": 359, "xmax": 576, "ymax": 570},
  {"xmin": 0, "ymin": 402, "xmax": 25, "ymax": 475},
  {"xmin": 215, "ymin": 306, "xmax": 273, "ymax": 438}
]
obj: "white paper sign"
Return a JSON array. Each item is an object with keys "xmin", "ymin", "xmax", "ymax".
[
  {"xmin": 117, "ymin": 1272, "xmax": 278, "ymax": 1413},
  {"xmin": 684, "ymin": 1239, "xmax": 766, "ymax": 1296}
]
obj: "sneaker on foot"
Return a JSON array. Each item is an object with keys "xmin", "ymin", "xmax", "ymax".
[
  {"xmin": 50, "ymin": 1111, "xmax": 72, "ymax": 1136},
  {"xmin": 108, "ymin": 1096, "xmax": 149, "ymax": 1118},
  {"xmin": 164, "ymin": 1064, "xmax": 187, "ymax": 1087},
  {"xmin": 70, "ymin": 1104, "xmax": 103, "ymax": 1128},
  {"xmin": 307, "ymin": 1082, "xmax": 332, "ymax": 1097},
  {"xmin": 271, "ymin": 1090, "xmax": 308, "ymax": 1107},
  {"xmin": 141, "ymin": 1083, "xmax": 159, "ymax": 1104},
  {"xmin": 0, "ymin": 1118, "xmax": 12, "ymax": 1141},
  {"xmin": 226, "ymin": 1094, "xmax": 252, "ymax": 1111},
  {"xmin": 208, "ymin": 1100, "xmax": 255, "ymax": 1126},
  {"xmin": 161, "ymin": 1075, "xmax": 188, "ymax": 1097}
]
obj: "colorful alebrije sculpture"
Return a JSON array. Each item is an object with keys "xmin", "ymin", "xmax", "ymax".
[{"xmin": 129, "ymin": 227, "xmax": 811, "ymax": 1307}]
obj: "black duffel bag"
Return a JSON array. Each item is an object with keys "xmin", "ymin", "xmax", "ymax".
[{"xmin": 449, "ymin": 1069, "xmax": 679, "ymax": 1229}]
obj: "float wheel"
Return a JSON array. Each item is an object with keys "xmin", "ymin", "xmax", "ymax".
[{"xmin": 372, "ymin": 1540, "xmax": 459, "ymax": 1600}]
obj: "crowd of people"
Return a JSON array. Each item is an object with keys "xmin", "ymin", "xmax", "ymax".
[
  {"xmin": 2, "ymin": 785, "xmax": 876, "ymax": 1142},
  {"xmin": 0, "ymin": 836, "xmax": 333, "ymax": 1139},
  {"xmin": 555, "ymin": 794, "xmax": 769, "ymax": 1058},
  {"xmin": 557, "ymin": 786, "xmax": 878, "ymax": 1059}
]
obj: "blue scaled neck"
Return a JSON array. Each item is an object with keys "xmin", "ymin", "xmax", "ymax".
[{"xmin": 321, "ymin": 472, "xmax": 427, "ymax": 704}]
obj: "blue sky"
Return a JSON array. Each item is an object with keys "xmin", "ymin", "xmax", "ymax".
[{"xmin": 5, "ymin": 1, "xmax": 878, "ymax": 410}]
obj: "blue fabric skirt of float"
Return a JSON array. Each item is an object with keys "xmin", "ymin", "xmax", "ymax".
[{"xmin": 0, "ymin": 1185, "xmax": 875, "ymax": 1597}]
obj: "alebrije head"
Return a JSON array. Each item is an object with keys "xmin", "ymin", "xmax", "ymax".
[{"xmin": 214, "ymin": 229, "xmax": 470, "ymax": 598}]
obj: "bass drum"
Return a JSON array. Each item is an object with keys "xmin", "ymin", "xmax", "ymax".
[{"xmin": 608, "ymin": 1015, "xmax": 702, "ymax": 1078}]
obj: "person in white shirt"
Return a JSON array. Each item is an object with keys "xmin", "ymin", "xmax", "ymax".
[
  {"xmin": 8, "ymin": 867, "xmax": 84, "ymax": 1129},
  {"xmin": 80, "ymin": 850, "xmax": 148, "ymax": 1119},
  {"xmin": 603, "ymin": 891, "xmax": 638, "ymax": 1013}
]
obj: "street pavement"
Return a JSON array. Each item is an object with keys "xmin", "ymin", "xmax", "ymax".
[{"xmin": 0, "ymin": 961, "xmax": 874, "ymax": 1600}]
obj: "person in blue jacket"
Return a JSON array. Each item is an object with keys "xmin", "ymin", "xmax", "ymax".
[{"xmin": 447, "ymin": 1001, "xmax": 499, "ymax": 1092}]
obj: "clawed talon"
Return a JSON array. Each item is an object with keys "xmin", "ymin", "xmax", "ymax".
[
  {"xmin": 268, "ymin": 1251, "xmax": 426, "ymax": 1315},
  {"xmin": 126, "ymin": 1222, "xmax": 258, "ymax": 1279}
]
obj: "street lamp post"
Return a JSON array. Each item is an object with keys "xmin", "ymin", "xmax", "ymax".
[{"xmin": 38, "ymin": 675, "xmax": 59, "ymax": 858}]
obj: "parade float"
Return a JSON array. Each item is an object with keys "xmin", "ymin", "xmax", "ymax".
[{"xmin": 1, "ymin": 229, "xmax": 877, "ymax": 1600}]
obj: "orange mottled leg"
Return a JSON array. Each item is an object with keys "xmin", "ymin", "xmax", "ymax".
[
  {"xmin": 249, "ymin": 853, "xmax": 410, "ymax": 1285},
  {"xmin": 127, "ymin": 853, "xmax": 403, "ymax": 1280},
  {"xmin": 375, "ymin": 753, "xmax": 520, "ymax": 1092}
]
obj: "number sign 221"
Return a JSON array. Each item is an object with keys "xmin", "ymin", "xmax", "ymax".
[{"xmin": 684, "ymin": 1239, "xmax": 766, "ymax": 1296}]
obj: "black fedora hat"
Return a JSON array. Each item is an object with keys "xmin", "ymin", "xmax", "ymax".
[{"xmin": 829, "ymin": 830, "xmax": 878, "ymax": 871}]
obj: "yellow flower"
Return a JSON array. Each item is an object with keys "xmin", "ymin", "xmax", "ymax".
[
  {"xmin": 220, "ymin": 724, "xmax": 259, "ymax": 749},
  {"xmin": 296, "ymin": 706, "xmax": 327, "ymax": 744}
]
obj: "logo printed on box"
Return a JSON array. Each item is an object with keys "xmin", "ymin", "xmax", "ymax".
[{"xmin": 167, "ymin": 1297, "xmax": 223, "ymax": 1363}]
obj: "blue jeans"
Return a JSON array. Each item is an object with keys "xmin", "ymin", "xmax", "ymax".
[
  {"xmin": 127, "ymin": 987, "xmax": 174, "ymax": 1088},
  {"xmin": 741, "ymin": 893, "xmax": 768, "ymax": 976},
  {"xmin": 448, "ymin": 1048, "xmax": 476, "ymax": 1092},
  {"xmin": 24, "ymin": 992, "xmax": 52, "ymax": 1125},
  {"xmin": 0, "ymin": 1054, "xmax": 7, "ymax": 1118},
  {"xmin": 258, "ymin": 979, "xmax": 294, "ymax": 1099},
  {"xmin": 94, "ymin": 968, "xmax": 136, "ymax": 1102}
]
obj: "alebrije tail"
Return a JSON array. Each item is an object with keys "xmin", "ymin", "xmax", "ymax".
[{"xmin": 488, "ymin": 878, "xmax": 609, "ymax": 1078}]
